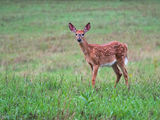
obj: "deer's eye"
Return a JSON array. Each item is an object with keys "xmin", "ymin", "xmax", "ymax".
[{"xmin": 82, "ymin": 34, "xmax": 84, "ymax": 36}]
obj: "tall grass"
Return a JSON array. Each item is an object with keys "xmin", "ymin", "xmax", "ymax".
[{"xmin": 0, "ymin": 0, "xmax": 160, "ymax": 119}]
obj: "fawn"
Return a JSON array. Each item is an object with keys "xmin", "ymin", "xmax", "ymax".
[{"xmin": 69, "ymin": 23, "xmax": 129, "ymax": 88}]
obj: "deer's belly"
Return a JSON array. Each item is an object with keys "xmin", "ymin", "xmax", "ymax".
[{"xmin": 100, "ymin": 59, "xmax": 116, "ymax": 67}]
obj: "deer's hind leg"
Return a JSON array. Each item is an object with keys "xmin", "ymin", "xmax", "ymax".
[
  {"xmin": 112, "ymin": 63, "xmax": 122, "ymax": 88},
  {"xmin": 117, "ymin": 57, "xmax": 129, "ymax": 88}
]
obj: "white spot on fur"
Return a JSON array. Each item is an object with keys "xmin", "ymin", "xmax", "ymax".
[
  {"xmin": 100, "ymin": 59, "xmax": 116, "ymax": 67},
  {"xmin": 125, "ymin": 57, "xmax": 128, "ymax": 65}
]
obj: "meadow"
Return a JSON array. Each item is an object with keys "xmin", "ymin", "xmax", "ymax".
[{"xmin": 0, "ymin": 0, "xmax": 160, "ymax": 119}]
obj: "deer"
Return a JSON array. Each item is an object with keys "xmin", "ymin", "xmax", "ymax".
[{"xmin": 69, "ymin": 22, "xmax": 129, "ymax": 89}]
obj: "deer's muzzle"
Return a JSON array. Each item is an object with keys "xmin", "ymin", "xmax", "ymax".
[{"xmin": 77, "ymin": 38, "xmax": 82, "ymax": 42}]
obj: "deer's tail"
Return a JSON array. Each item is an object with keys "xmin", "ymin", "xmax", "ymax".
[{"xmin": 124, "ymin": 43, "xmax": 128, "ymax": 65}]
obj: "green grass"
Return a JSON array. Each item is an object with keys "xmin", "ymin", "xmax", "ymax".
[{"xmin": 0, "ymin": 0, "xmax": 160, "ymax": 119}]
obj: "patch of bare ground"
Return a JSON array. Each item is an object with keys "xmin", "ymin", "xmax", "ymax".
[
  {"xmin": 0, "ymin": 54, "xmax": 35, "ymax": 67},
  {"xmin": 37, "ymin": 34, "xmax": 72, "ymax": 53},
  {"xmin": 13, "ymin": 54, "xmax": 33, "ymax": 64},
  {"xmin": 0, "ymin": 33, "xmax": 70, "ymax": 66},
  {"xmin": 0, "ymin": 34, "xmax": 38, "ymax": 54}
]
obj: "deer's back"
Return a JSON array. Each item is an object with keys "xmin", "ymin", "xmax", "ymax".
[{"xmin": 88, "ymin": 41, "xmax": 128, "ymax": 66}]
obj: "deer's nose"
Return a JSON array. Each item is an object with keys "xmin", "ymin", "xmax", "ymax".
[{"xmin": 77, "ymin": 38, "xmax": 81, "ymax": 42}]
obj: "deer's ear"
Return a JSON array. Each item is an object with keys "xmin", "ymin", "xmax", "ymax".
[
  {"xmin": 84, "ymin": 22, "xmax": 91, "ymax": 33},
  {"xmin": 69, "ymin": 23, "xmax": 76, "ymax": 33}
]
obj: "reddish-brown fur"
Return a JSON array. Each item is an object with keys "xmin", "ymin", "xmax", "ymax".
[{"xmin": 69, "ymin": 23, "xmax": 129, "ymax": 88}]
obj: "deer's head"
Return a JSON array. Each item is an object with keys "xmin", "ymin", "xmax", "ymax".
[{"xmin": 69, "ymin": 23, "xmax": 91, "ymax": 43}]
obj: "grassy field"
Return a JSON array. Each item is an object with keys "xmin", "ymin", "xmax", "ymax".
[{"xmin": 0, "ymin": 0, "xmax": 160, "ymax": 119}]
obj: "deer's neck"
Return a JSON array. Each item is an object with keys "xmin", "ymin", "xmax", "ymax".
[{"xmin": 79, "ymin": 38, "xmax": 90, "ymax": 56}]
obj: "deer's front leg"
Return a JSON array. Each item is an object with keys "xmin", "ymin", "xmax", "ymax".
[{"xmin": 92, "ymin": 65, "xmax": 99, "ymax": 87}]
